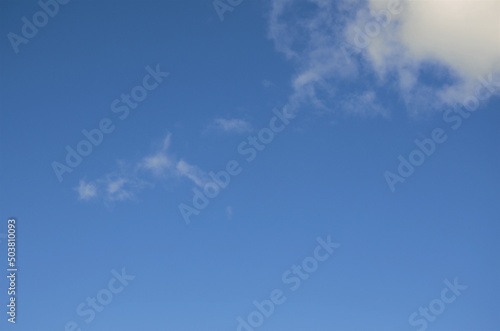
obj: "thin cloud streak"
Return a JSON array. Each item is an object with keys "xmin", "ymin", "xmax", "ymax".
[
  {"xmin": 207, "ymin": 118, "xmax": 253, "ymax": 134},
  {"xmin": 75, "ymin": 133, "xmax": 209, "ymax": 202}
]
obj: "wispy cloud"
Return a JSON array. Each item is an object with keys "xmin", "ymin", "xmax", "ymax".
[
  {"xmin": 141, "ymin": 153, "xmax": 172, "ymax": 175},
  {"xmin": 139, "ymin": 133, "xmax": 208, "ymax": 186},
  {"xmin": 139, "ymin": 133, "xmax": 174, "ymax": 176},
  {"xmin": 226, "ymin": 206, "xmax": 233, "ymax": 220},
  {"xmin": 76, "ymin": 180, "xmax": 98, "ymax": 200},
  {"xmin": 75, "ymin": 133, "xmax": 209, "ymax": 202},
  {"xmin": 208, "ymin": 118, "xmax": 252, "ymax": 134},
  {"xmin": 341, "ymin": 90, "xmax": 389, "ymax": 118},
  {"xmin": 176, "ymin": 159, "xmax": 208, "ymax": 187},
  {"xmin": 75, "ymin": 171, "xmax": 148, "ymax": 203},
  {"xmin": 268, "ymin": 0, "xmax": 362, "ymax": 116},
  {"xmin": 102, "ymin": 175, "xmax": 148, "ymax": 202}
]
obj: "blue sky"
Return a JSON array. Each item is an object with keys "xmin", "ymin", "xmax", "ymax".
[{"xmin": 1, "ymin": 0, "xmax": 499, "ymax": 330}]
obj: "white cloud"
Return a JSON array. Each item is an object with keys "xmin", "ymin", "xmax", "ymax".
[
  {"xmin": 139, "ymin": 133, "xmax": 175, "ymax": 176},
  {"xmin": 141, "ymin": 153, "xmax": 172, "ymax": 175},
  {"xmin": 176, "ymin": 159, "xmax": 208, "ymax": 187},
  {"xmin": 76, "ymin": 180, "xmax": 97, "ymax": 200},
  {"xmin": 139, "ymin": 133, "xmax": 209, "ymax": 187},
  {"xmin": 268, "ymin": 0, "xmax": 500, "ymax": 116},
  {"xmin": 161, "ymin": 133, "xmax": 172, "ymax": 150},
  {"xmin": 209, "ymin": 118, "xmax": 252, "ymax": 134},
  {"xmin": 268, "ymin": 0, "xmax": 363, "ymax": 115},
  {"xmin": 357, "ymin": 0, "xmax": 500, "ymax": 110},
  {"xmin": 76, "ymin": 172, "xmax": 149, "ymax": 203},
  {"xmin": 396, "ymin": 0, "xmax": 499, "ymax": 80},
  {"xmin": 99, "ymin": 174, "xmax": 148, "ymax": 202},
  {"xmin": 76, "ymin": 133, "xmax": 209, "ymax": 202},
  {"xmin": 104, "ymin": 177, "xmax": 131, "ymax": 201}
]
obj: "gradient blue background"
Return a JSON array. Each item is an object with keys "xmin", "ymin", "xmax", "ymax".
[{"xmin": 0, "ymin": 1, "xmax": 499, "ymax": 330}]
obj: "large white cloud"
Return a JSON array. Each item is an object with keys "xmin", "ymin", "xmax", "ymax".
[
  {"xmin": 397, "ymin": 0, "xmax": 499, "ymax": 78},
  {"xmin": 363, "ymin": 0, "xmax": 500, "ymax": 106},
  {"xmin": 269, "ymin": 0, "xmax": 500, "ymax": 116}
]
